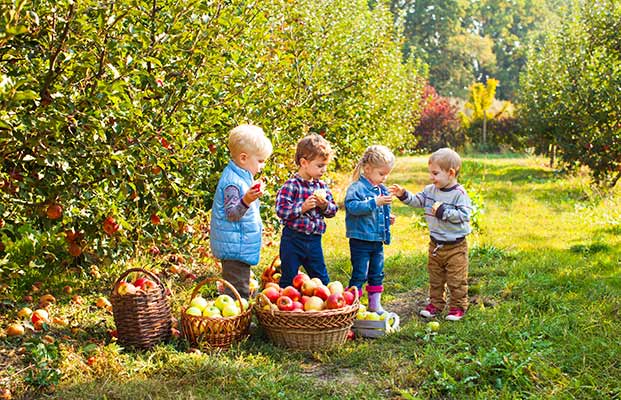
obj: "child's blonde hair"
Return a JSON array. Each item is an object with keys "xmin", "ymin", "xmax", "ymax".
[
  {"xmin": 352, "ymin": 145, "xmax": 395, "ymax": 181},
  {"xmin": 429, "ymin": 147, "xmax": 462, "ymax": 177},
  {"xmin": 228, "ymin": 124, "xmax": 273, "ymax": 159},
  {"xmin": 295, "ymin": 133, "xmax": 333, "ymax": 166}
]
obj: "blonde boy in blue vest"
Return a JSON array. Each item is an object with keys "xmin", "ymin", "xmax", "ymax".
[{"xmin": 210, "ymin": 124, "xmax": 273, "ymax": 298}]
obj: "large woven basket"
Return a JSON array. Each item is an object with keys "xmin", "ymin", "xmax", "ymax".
[
  {"xmin": 180, "ymin": 278, "xmax": 253, "ymax": 350},
  {"xmin": 110, "ymin": 268, "xmax": 172, "ymax": 349},
  {"xmin": 255, "ymin": 292, "xmax": 359, "ymax": 351}
]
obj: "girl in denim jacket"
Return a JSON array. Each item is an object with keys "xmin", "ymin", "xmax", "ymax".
[{"xmin": 344, "ymin": 145, "xmax": 395, "ymax": 313}]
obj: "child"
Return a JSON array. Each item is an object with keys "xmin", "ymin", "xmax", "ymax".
[
  {"xmin": 275, "ymin": 133, "xmax": 338, "ymax": 288},
  {"xmin": 344, "ymin": 145, "xmax": 396, "ymax": 313},
  {"xmin": 210, "ymin": 124, "xmax": 273, "ymax": 299},
  {"xmin": 390, "ymin": 148, "xmax": 472, "ymax": 321}
]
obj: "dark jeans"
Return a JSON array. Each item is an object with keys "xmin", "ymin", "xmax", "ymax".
[
  {"xmin": 279, "ymin": 227, "xmax": 329, "ymax": 288},
  {"xmin": 348, "ymin": 238, "xmax": 385, "ymax": 290}
]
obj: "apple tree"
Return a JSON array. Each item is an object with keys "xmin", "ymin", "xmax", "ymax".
[{"xmin": 518, "ymin": 0, "xmax": 621, "ymax": 187}]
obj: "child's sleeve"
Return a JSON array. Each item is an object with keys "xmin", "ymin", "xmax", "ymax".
[
  {"xmin": 398, "ymin": 188, "xmax": 427, "ymax": 209},
  {"xmin": 322, "ymin": 189, "xmax": 338, "ymax": 218},
  {"xmin": 276, "ymin": 182, "xmax": 302, "ymax": 221},
  {"xmin": 223, "ymin": 185, "xmax": 249, "ymax": 221},
  {"xmin": 436, "ymin": 192, "xmax": 472, "ymax": 224},
  {"xmin": 344, "ymin": 186, "xmax": 375, "ymax": 216}
]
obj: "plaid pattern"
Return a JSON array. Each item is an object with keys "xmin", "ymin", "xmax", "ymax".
[{"xmin": 276, "ymin": 174, "xmax": 338, "ymax": 235}]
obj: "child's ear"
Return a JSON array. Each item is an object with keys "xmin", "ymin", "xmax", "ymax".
[
  {"xmin": 449, "ymin": 168, "xmax": 456, "ymax": 177},
  {"xmin": 239, "ymin": 152, "xmax": 248, "ymax": 162}
]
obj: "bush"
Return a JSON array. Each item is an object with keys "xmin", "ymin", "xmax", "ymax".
[{"xmin": 413, "ymin": 85, "xmax": 462, "ymax": 151}]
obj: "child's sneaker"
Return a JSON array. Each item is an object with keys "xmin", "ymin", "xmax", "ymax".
[
  {"xmin": 419, "ymin": 304, "xmax": 439, "ymax": 318},
  {"xmin": 445, "ymin": 307, "xmax": 465, "ymax": 321}
]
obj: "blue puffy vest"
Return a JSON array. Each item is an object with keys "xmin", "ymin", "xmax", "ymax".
[{"xmin": 209, "ymin": 160, "xmax": 262, "ymax": 265}]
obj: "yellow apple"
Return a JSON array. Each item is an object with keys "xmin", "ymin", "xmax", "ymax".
[
  {"xmin": 185, "ymin": 307, "xmax": 202, "ymax": 317},
  {"xmin": 190, "ymin": 296, "xmax": 209, "ymax": 312}
]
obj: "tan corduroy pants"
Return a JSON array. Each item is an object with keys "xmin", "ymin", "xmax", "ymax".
[
  {"xmin": 221, "ymin": 259, "xmax": 251, "ymax": 299},
  {"xmin": 427, "ymin": 240, "xmax": 469, "ymax": 311}
]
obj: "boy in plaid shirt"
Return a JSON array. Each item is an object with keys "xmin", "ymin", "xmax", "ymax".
[{"xmin": 275, "ymin": 133, "xmax": 338, "ymax": 288}]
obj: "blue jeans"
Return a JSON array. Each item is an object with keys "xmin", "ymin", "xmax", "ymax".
[
  {"xmin": 348, "ymin": 238, "xmax": 385, "ymax": 290},
  {"xmin": 279, "ymin": 227, "xmax": 330, "ymax": 288}
]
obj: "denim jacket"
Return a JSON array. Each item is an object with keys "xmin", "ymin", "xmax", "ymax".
[{"xmin": 344, "ymin": 176, "xmax": 391, "ymax": 244}]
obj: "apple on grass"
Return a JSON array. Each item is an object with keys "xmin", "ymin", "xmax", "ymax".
[
  {"xmin": 6, "ymin": 323, "xmax": 25, "ymax": 336},
  {"xmin": 17, "ymin": 307, "xmax": 33, "ymax": 319},
  {"xmin": 276, "ymin": 295, "xmax": 294, "ymax": 311},
  {"xmin": 304, "ymin": 296, "xmax": 325, "ymax": 311},
  {"xmin": 31, "ymin": 309, "xmax": 49, "ymax": 324}
]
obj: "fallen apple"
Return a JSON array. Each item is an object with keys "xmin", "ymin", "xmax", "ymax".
[
  {"xmin": 6, "ymin": 323, "xmax": 25, "ymax": 336},
  {"xmin": 31, "ymin": 309, "xmax": 49, "ymax": 324},
  {"xmin": 17, "ymin": 307, "xmax": 33, "ymax": 319},
  {"xmin": 427, "ymin": 321, "xmax": 440, "ymax": 332}
]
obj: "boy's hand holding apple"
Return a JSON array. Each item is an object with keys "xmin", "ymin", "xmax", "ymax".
[
  {"xmin": 388, "ymin": 184, "xmax": 404, "ymax": 197},
  {"xmin": 243, "ymin": 180, "xmax": 265, "ymax": 204}
]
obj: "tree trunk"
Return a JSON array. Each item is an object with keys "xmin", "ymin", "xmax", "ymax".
[{"xmin": 482, "ymin": 111, "xmax": 487, "ymax": 146}]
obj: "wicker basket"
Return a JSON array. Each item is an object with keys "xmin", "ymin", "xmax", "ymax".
[
  {"xmin": 110, "ymin": 268, "xmax": 172, "ymax": 349},
  {"xmin": 255, "ymin": 292, "xmax": 359, "ymax": 351},
  {"xmin": 180, "ymin": 278, "xmax": 253, "ymax": 350}
]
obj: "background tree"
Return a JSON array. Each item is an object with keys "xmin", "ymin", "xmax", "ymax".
[{"xmin": 518, "ymin": 0, "xmax": 621, "ymax": 187}]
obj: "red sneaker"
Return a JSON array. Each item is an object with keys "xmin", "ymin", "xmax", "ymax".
[
  {"xmin": 445, "ymin": 307, "xmax": 465, "ymax": 321},
  {"xmin": 419, "ymin": 303, "xmax": 439, "ymax": 318}
]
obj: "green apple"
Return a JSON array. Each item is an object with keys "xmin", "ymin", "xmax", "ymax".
[
  {"xmin": 214, "ymin": 294, "xmax": 234, "ymax": 311},
  {"xmin": 366, "ymin": 311, "xmax": 381, "ymax": 321},
  {"xmin": 202, "ymin": 305, "xmax": 221, "ymax": 318},
  {"xmin": 357, "ymin": 310, "xmax": 369, "ymax": 320},
  {"xmin": 236, "ymin": 298, "xmax": 249, "ymax": 311},
  {"xmin": 186, "ymin": 306, "xmax": 202, "ymax": 317},
  {"xmin": 427, "ymin": 321, "xmax": 440, "ymax": 332},
  {"xmin": 221, "ymin": 303, "xmax": 240, "ymax": 317},
  {"xmin": 190, "ymin": 296, "xmax": 209, "ymax": 311}
]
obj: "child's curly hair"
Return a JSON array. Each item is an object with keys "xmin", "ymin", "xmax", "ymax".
[{"xmin": 295, "ymin": 133, "xmax": 333, "ymax": 166}]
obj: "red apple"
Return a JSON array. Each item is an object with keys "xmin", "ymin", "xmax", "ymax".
[
  {"xmin": 301, "ymin": 280, "xmax": 318, "ymax": 296},
  {"xmin": 276, "ymin": 295, "xmax": 294, "ymax": 311},
  {"xmin": 116, "ymin": 281, "xmax": 137, "ymax": 295},
  {"xmin": 31, "ymin": 309, "xmax": 49, "ymax": 324},
  {"xmin": 264, "ymin": 282, "xmax": 280, "ymax": 291},
  {"xmin": 313, "ymin": 285, "xmax": 330, "ymax": 301},
  {"xmin": 342, "ymin": 290, "xmax": 355, "ymax": 305},
  {"xmin": 292, "ymin": 301, "xmax": 304, "ymax": 311},
  {"xmin": 281, "ymin": 286, "xmax": 301, "ymax": 302},
  {"xmin": 103, "ymin": 216, "xmax": 120, "ymax": 235},
  {"xmin": 292, "ymin": 272, "xmax": 310, "ymax": 290},
  {"xmin": 304, "ymin": 296, "xmax": 325, "ymax": 311},
  {"xmin": 262, "ymin": 286, "xmax": 281, "ymax": 304},
  {"xmin": 150, "ymin": 213, "xmax": 161, "ymax": 225},
  {"xmin": 68, "ymin": 242, "xmax": 82, "ymax": 257},
  {"xmin": 133, "ymin": 277, "xmax": 147, "ymax": 289},
  {"xmin": 46, "ymin": 204, "xmax": 63, "ymax": 220},
  {"xmin": 141, "ymin": 279, "xmax": 157, "ymax": 291},
  {"xmin": 325, "ymin": 293, "xmax": 345, "ymax": 309},
  {"xmin": 300, "ymin": 295, "xmax": 311, "ymax": 306}
]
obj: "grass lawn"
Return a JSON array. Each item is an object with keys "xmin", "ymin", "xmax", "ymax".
[{"xmin": 2, "ymin": 154, "xmax": 621, "ymax": 399}]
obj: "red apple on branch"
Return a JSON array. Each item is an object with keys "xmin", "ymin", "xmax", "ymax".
[{"xmin": 46, "ymin": 203, "xmax": 63, "ymax": 220}]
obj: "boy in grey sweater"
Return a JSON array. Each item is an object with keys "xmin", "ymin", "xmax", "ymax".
[{"xmin": 390, "ymin": 148, "xmax": 472, "ymax": 321}]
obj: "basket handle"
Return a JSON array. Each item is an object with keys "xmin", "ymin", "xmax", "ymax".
[
  {"xmin": 110, "ymin": 267, "xmax": 166, "ymax": 297},
  {"xmin": 190, "ymin": 277, "xmax": 244, "ymax": 307}
]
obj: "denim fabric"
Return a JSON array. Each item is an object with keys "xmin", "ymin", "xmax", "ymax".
[
  {"xmin": 344, "ymin": 176, "xmax": 391, "ymax": 244},
  {"xmin": 348, "ymin": 238, "xmax": 385, "ymax": 290},
  {"xmin": 278, "ymin": 227, "xmax": 329, "ymax": 288}
]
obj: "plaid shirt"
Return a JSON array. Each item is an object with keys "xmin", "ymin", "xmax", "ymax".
[{"xmin": 276, "ymin": 173, "xmax": 338, "ymax": 235}]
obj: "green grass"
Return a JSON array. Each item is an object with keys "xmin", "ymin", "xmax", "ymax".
[{"xmin": 2, "ymin": 154, "xmax": 621, "ymax": 399}]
